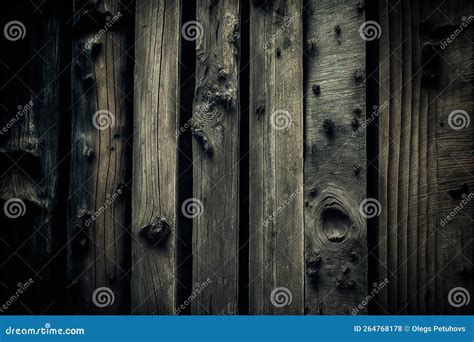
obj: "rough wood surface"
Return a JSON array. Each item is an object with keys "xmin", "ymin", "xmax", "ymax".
[
  {"xmin": 249, "ymin": 0, "xmax": 304, "ymax": 315},
  {"xmin": 191, "ymin": 0, "xmax": 240, "ymax": 314},
  {"xmin": 68, "ymin": 0, "xmax": 132, "ymax": 313},
  {"xmin": 304, "ymin": 0, "xmax": 367, "ymax": 315},
  {"xmin": 131, "ymin": 0, "xmax": 181, "ymax": 314},
  {"xmin": 0, "ymin": 0, "xmax": 64, "ymax": 313},
  {"xmin": 377, "ymin": 0, "xmax": 473, "ymax": 314}
]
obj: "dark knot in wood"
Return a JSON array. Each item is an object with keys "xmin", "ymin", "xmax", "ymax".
[{"xmin": 139, "ymin": 217, "xmax": 171, "ymax": 246}]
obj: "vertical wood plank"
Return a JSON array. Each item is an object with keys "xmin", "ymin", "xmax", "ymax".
[
  {"xmin": 0, "ymin": 0, "xmax": 64, "ymax": 313},
  {"xmin": 377, "ymin": 0, "xmax": 473, "ymax": 314},
  {"xmin": 249, "ymin": 0, "xmax": 304, "ymax": 314},
  {"xmin": 191, "ymin": 0, "xmax": 240, "ymax": 314},
  {"xmin": 304, "ymin": 0, "xmax": 367, "ymax": 315},
  {"xmin": 68, "ymin": 0, "xmax": 132, "ymax": 313},
  {"xmin": 131, "ymin": 0, "xmax": 181, "ymax": 314}
]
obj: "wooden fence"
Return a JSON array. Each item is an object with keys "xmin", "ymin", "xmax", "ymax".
[{"xmin": 0, "ymin": 0, "xmax": 472, "ymax": 315}]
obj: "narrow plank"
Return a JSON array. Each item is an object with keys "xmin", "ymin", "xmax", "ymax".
[
  {"xmin": 378, "ymin": 0, "xmax": 473, "ymax": 314},
  {"xmin": 68, "ymin": 0, "xmax": 132, "ymax": 313},
  {"xmin": 304, "ymin": 0, "xmax": 367, "ymax": 314},
  {"xmin": 131, "ymin": 0, "xmax": 181, "ymax": 314},
  {"xmin": 190, "ymin": 0, "xmax": 240, "ymax": 315},
  {"xmin": 420, "ymin": 0, "xmax": 473, "ymax": 314},
  {"xmin": 0, "ymin": 0, "xmax": 64, "ymax": 313},
  {"xmin": 249, "ymin": 0, "xmax": 304, "ymax": 315}
]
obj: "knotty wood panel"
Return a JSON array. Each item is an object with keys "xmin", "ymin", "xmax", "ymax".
[
  {"xmin": 377, "ymin": 0, "xmax": 473, "ymax": 314},
  {"xmin": 0, "ymin": 0, "xmax": 65, "ymax": 313},
  {"xmin": 190, "ymin": 0, "xmax": 241, "ymax": 314},
  {"xmin": 68, "ymin": 0, "xmax": 132, "ymax": 313},
  {"xmin": 249, "ymin": 0, "xmax": 304, "ymax": 315},
  {"xmin": 304, "ymin": 0, "xmax": 367, "ymax": 314},
  {"xmin": 131, "ymin": 0, "xmax": 181, "ymax": 314}
]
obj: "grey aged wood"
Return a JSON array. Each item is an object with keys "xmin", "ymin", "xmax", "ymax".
[
  {"xmin": 131, "ymin": 0, "xmax": 181, "ymax": 314},
  {"xmin": 304, "ymin": 0, "xmax": 367, "ymax": 314},
  {"xmin": 191, "ymin": 0, "xmax": 240, "ymax": 314},
  {"xmin": 377, "ymin": 0, "xmax": 473, "ymax": 314},
  {"xmin": 249, "ymin": 0, "xmax": 304, "ymax": 315},
  {"xmin": 68, "ymin": 0, "xmax": 131, "ymax": 313}
]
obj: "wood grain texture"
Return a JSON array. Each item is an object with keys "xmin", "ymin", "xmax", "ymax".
[
  {"xmin": 68, "ymin": 0, "xmax": 132, "ymax": 313},
  {"xmin": 0, "ymin": 0, "xmax": 64, "ymax": 313},
  {"xmin": 131, "ymin": 0, "xmax": 181, "ymax": 314},
  {"xmin": 377, "ymin": 0, "xmax": 473, "ymax": 314},
  {"xmin": 249, "ymin": 0, "xmax": 304, "ymax": 315},
  {"xmin": 304, "ymin": 0, "xmax": 367, "ymax": 315},
  {"xmin": 191, "ymin": 0, "xmax": 240, "ymax": 314}
]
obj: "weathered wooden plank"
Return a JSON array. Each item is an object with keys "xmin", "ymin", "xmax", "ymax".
[
  {"xmin": 304, "ymin": 0, "xmax": 367, "ymax": 315},
  {"xmin": 191, "ymin": 0, "xmax": 240, "ymax": 314},
  {"xmin": 68, "ymin": 0, "xmax": 132, "ymax": 313},
  {"xmin": 377, "ymin": 0, "xmax": 473, "ymax": 314},
  {"xmin": 131, "ymin": 0, "xmax": 181, "ymax": 314},
  {"xmin": 249, "ymin": 0, "xmax": 304, "ymax": 315},
  {"xmin": 0, "ymin": 0, "xmax": 64, "ymax": 313}
]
